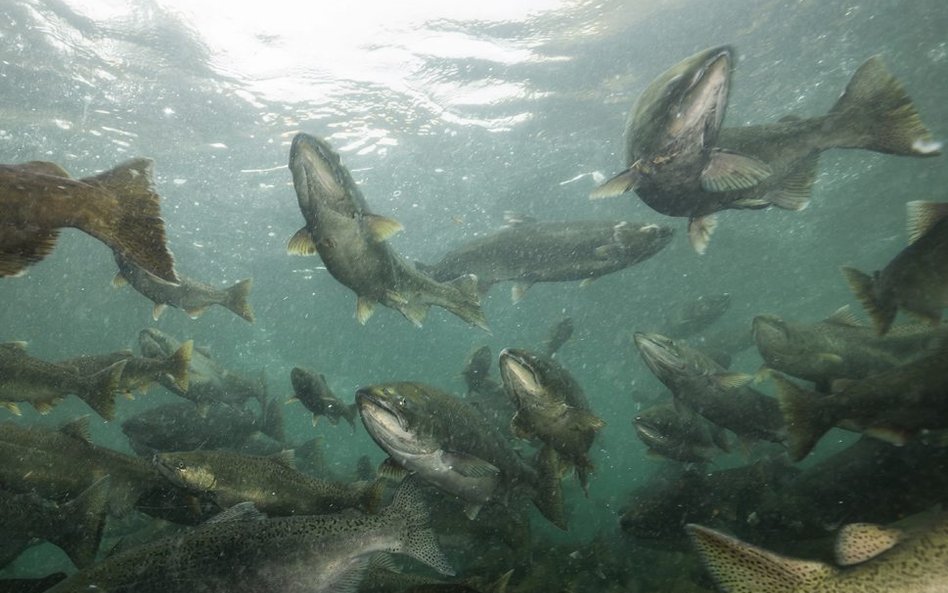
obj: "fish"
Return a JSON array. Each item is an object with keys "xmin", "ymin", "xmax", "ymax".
[
  {"xmin": 122, "ymin": 399, "xmax": 285, "ymax": 457},
  {"xmin": 138, "ymin": 328, "xmax": 267, "ymax": 408},
  {"xmin": 58, "ymin": 339, "xmax": 193, "ymax": 396},
  {"xmin": 45, "ymin": 478, "xmax": 454, "ymax": 593},
  {"xmin": 688, "ymin": 513, "xmax": 948, "ymax": 593},
  {"xmin": 458, "ymin": 345, "xmax": 516, "ymax": 434},
  {"xmin": 418, "ymin": 216, "xmax": 673, "ymax": 302},
  {"xmin": 113, "ymin": 251, "xmax": 255, "ymax": 322},
  {"xmin": 0, "ymin": 158, "xmax": 178, "ymax": 281},
  {"xmin": 633, "ymin": 332, "xmax": 786, "ymax": 445},
  {"xmin": 0, "ymin": 476, "xmax": 110, "ymax": 569},
  {"xmin": 154, "ymin": 449, "xmax": 383, "ymax": 516},
  {"xmin": 633, "ymin": 402, "xmax": 728, "ymax": 463},
  {"xmin": 0, "ymin": 341, "xmax": 125, "ymax": 419},
  {"xmin": 356, "ymin": 381, "xmax": 565, "ymax": 529},
  {"xmin": 461, "ymin": 345, "xmax": 499, "ymax": 395},
  {"xmin": 543, "ymin": 317, "xmax": 575, "ymax": 358},
  {"xmin": 0, "ymin": 573, "xmax": 68, "ymax": 593},
  {"xmin": 842, "ymin": 200, "xmax": 948, "ymax": 334},
  {"xmin": 772, "ymin": 336, "xmax": 948, "ymax": 461},
  {"xmin": 289, "ymin": 367, "xmax": 358, "ymax": 429},
  {"xmin": 498, "ymin": 348, "xmax": 605, "ymax": 495},
  {"xmin": 594, "ymin": 49, "xmax": 941, "ymax": 253},
  {"xmin": 287, "ymin": 133, "xmax": 487, "ymax": 330},
  {"xmin": 753, "ymin": 305, "xmax": 948, "ymax": 391},
  {"xmin": 659, "ymin": 293, "xmax": 730, "ymax": 338}
]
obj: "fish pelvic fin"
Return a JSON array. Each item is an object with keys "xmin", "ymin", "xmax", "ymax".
[
  {"xmin": 589, "ymin": 166, "xmax": 641, "ymax": 200},
  {"xmin": 166, "ymin": 340, "xmax": 193, "ymax": 393},
  {"xmin": 906, "ymin": 200, "xmax": 948, "ymax": 244},
  {"xmin": 79, "ymin": 359, "xmax": 127, "ymax": 421},
  {"xmin": 385, "ymin": 478, "xmax": 455, "ymax": 576},
  {"xmin": 532, "ymin": 445, "xmax": 567, "ymax": 531},
  {"xmin": 771, "ymin": 372, "xmax": 833, "ymax": 461},
  {"xmin": 828, "ymin": 56, "xmax": 941, "ymax": 157},
  {"xmin": 686, "ymin": 523, "xmax": 835, "ymax": 593},
  {"xmin": 700, "ymin": 149, "xmax": 772, "ymax": 192},
  {"xmin": 840, "ymin": 266, "xmax": 895, "ymax": 335},
  {"xmin": 224, "ymin": 277, "xmax": 256, "ymax": 323},
  {"xmin": 764, "ymin": 153, "xmax": 818, "ymax": 211},
  {"xmin": 52, "ymin": 476, "xmax": 111, "ymax": 569},
  {"xmin": 81, "ymin": 158, "xmax": 178, "ymax": 283},
  {"xmin": 0, "ymin": 229, "xmax": 60, "ymax": 278}
]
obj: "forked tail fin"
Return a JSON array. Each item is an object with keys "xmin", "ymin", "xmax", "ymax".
[
  {"xmin": 224, "ymin": 278, "xmax": 255, "ymax": 323},
  {"xmin": 78, "ymin": 359, "xmax": 126, "ymax": 421}
]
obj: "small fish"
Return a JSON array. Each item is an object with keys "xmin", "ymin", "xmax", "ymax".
[
  {"xmin": 113, "ymin": 252, "xmax": 255, "ymax": 322},
  {"xmin": 0, "ymin": 158, "xmax": 177, "ymax": 281},
  {"xmin": 660, "ymin": 293, "xmax": 730, "ymax": 338},
  {"xmin": 543, "ymin": 317, "xmax": 575, "ymax": 358},
  {"xmin": 688, "ymin": 514, "xmax": 948, "ymax": 593},
  {"xmin": 633, "ymin": 402, "xmax": 728, "ymax": 463},
  {"xmin": 842, "ymin": 200, "xmax": 948, "ymax": 334},
  {"xmin": 288, "ymin": 367, "xmax": 357, "ymax": 429}
]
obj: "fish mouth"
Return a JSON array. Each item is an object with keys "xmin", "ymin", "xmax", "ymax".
[
  {"xmin": 356, "ymin": 386, "xmax": 427, "ymax": 456},
  {"xmin": 290, "ymin": 133, "xmax": 347, "ymax": 199},
  {"xmin": 498, "ymin": 348, "xmax": 543, "ymax": 399},
  {"xmin": 672, "ymin": 46, "xmax": 732, "ymax": 136},
  {"xmin": 751, "ymin": 315, "xmax": 790, "ymax": 350},
  {"xmin": 633, "ymin": 332, "xmax": 687, "ymax": 379},
  {"xmin": 633, "ymin": 416, "xmax": 669, "ymax": 446}
]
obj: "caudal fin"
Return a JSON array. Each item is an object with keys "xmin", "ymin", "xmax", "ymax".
[
  {"xmin": 828, "ymin": 56, "xmax": 942, "ymax": 157},
  {"xmin": 224, "ymin": 278, "xmax": 255, "ymax": 323},
  {"xmin": 78, "ymin": 360, "xmax": 126, "ymax": 421},
  {"xmin": 686, "ymin": 524, "xmax": 834, "ymax": 593},
  {"xmin": 442, "ymin": 274, "xmax": 491, "ymax": 332},
  {"xmin": 840, "ymin": 266, "xmax": 895, "ymax": 335},
  {"xmin": 771, "ymin": 373, "xmax": 834, "ymax": 461},
  {"xmin": 80, "ymin": 158, "xmax": 178, "ymax": 283},
  {"xmin": 165, "ymin": 340, "xmax": 193, "ymax": 392},
  {"xmin": 385, "ymin": 478, "xmax": 455, "ymax": 576},
  {"xmin": 51, "ymin": 476, "xmax": 111, "ymax": 569}
]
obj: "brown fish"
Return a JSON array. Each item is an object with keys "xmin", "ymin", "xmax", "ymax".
[{"xmin": 0, "ymin": 158, "xmax": 177, "ymax": 281}]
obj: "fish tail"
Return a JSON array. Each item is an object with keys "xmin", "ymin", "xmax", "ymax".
[
  {"xmin": 686, "ymin": 523, "xmax": 834, "ymax": 593},
  {"xmin": 261, "ymin": 396, "xmax": 286, "ymax": 442},
  {"xmin": 385, "ymin": 478, "xmax": 455, "ymax": 576},
  {"xmin": 166, "ymin": 340, "xmax": 193, "ymax": 392},
  {"xmin": 224, "ymin": 278, "xmax": 256, "ymax": 323},
  {"xmin": 532, "ymin": 445, "xmax": 567, "ymax": 530},
  {"xmin": 771, "ymin": 373, "xmax": 833, "ymax": 461},
  {"xmin": 344, "ymin": 402, "xmax": 359, "ymax": 431},
  {"xmin": 828, "ymin": 56, "xmax": 941, "ymax": 156},
  {"xmin": 441, "ymin": 274, "xmax": 491, "ymax": 332},
  {"xmin": 79, "ymin": 158, "xmax": 179, "ymax": 283},
  {"xmin": 840, "ymin": 266, "xmax": 895, "ymax": 335},
  {"xmin": 50, "ymin": 476, "xmax": 111, "ymax": 569},
  {"xmin": 78, "ymin": 359, "xmax": 126, "ymax": 421}
]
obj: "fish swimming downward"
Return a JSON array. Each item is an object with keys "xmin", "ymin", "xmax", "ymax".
[
  {"xmin": 0, "ymin": 158, "xmax": 178, "ymax": 281},
  {"xmin": 286, "ymin": 133, "xmax": 488, "ymax": 330},
  {"xmin": 593, "ymin": 46, "xmax": 941, "ymax": 253}
]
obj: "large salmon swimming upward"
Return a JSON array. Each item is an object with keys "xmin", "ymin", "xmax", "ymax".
[
  {"xmin": 0, "ymin": 158, "xmax": 177, "ymax": 282},
  {"xmin": 593, "ymin": 48, "xmax": 941, "ymax": 253}
]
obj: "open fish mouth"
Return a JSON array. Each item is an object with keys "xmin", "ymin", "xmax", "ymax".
[
  {"xmin": 634, "ymin": 332, "xmax": 688, "ymax": 377},
  {"xmin": 356, "ymin": 386, "xmax": 427, "ymax": 456},
  {"xmin": 673, "ymin": 46, "xmax": 732, "ymax": 136},
  {"xmin": 290, "ymin": 134, "xmax": 347, "ymax": 198},
  {"xmin": 633, "ymin": 417, "xmax": 669, "ymax": 445},
  {"xmin": 498, "ymin": 348, "xmax": 543, "ymax": 398}
]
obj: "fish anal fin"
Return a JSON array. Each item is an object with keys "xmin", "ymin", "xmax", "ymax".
[
  {"xmin": 111, "ymin": 271, "xmax": 129, "ymax": 287},
  {"xmin": 511, "ymin": 282, "xmax": 532, "ymax": 304},
  {"xmin": 700, "ymin": 149, "xmax": 772, "ymax": 192},
  {"xmin": 834, "ymin": 523, "xmax": 904, "ymax": 566}
]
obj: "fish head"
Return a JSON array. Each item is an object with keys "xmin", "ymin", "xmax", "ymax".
[
  {"xmin": 498, "ymin": 348, "xmax": 555, "ymax": 409},
  {"xmin": 633, "ymin": 332, "xmax": 701, "ymax": 384},
  {"xmin": 461, "ymin": 345, "xmax": 493, "ymax": 389},
  {"xmin": 633, "ymin": 405, "xmax": 682, "ymax": 449},
  {"xmin": 628, "ymin": 45, "xmax": 732, "ymax": 159},
  {"xmin": 154, "ymin": 452, "xmax": 217, "ymax": 492},
  {"xmin": 613, "ymin": 222, "xmax": 675, "ymax": 260},
  {"xmin": 137, "ymin": 327, "xmax": 178, "ymax": 357},
  {"xmin": 289, "ymin": 133, "xmax": 363, "ymax": 217},
  {"xmin": 357, "ymin": 383, "xmax": 440, "ymax": 458},
  {"xmin": 751, "ymin": 315, "xmax": 793, "ymax": 353}
]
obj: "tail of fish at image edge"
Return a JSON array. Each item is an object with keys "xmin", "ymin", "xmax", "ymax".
[
  {"xmin": 385, "ymin": 478, "xmax": 455, "ymax": 576},
  {"xmin": 80, "ymin": 158, "xmax": 179, "ymax": 284}
]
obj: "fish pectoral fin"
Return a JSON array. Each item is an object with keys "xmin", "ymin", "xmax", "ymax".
[
  {"xmin": 764, "ymin": 153, "xmax": 818, "ymax": 211},
  {"xmin": 0, "ymin": 401, "xmax": 22, "ymax": 416},
  {"xmin": 463, "ymin": 502, "xmax": 484, "ymax": 520},
  {"xmin": 700, "ymin": 149, "xmax": 772, "ymax": 192},
  {"xmin": 502, "ymin": 211, "xmax": 537, "ymax": 227},
  {"xmin": 511, "ymin": 282, "xmax": 533, "ymax": 304},
  {"xmin": 0, "ymin": 229, "xmax": 60, "ymax": 278},
  {"xmin": 589, "ymin": 166, "xmax": 641, "ymax": 200},
  {"xmin": 152, "ymin": 303, "xmax": 168, "ymax": 321},
  {"xmin": 205, "ymin": 501, "xmax": 266, "ymax": 524},
  {"xmin": 443, "ymin": 451, "xmax": 501, "ymax": 478},
  {"xmin": 287, "ymin": 227, "xmax": 318, "ymax": 256},
  {"xmin": 711, "ymin": 372, "xmax": 754, "ymax": 390},
  {"xmin": 906, "ymin": 200, "xmax": 948, "ymax": 244},
  {"xmin": 824, "ymin": 304, "xmax": 862, "ymax": 327},
  {"xmin": 364, "ymin": 214, "xmax": 404, "ymax": 242},
  {"xmin": 378, "ymin": 457, "xmax": 410, "ymax": 482},
  {"xmin": 355, "ymin": 297, "xmax": 376, "ymax": 325},
  {"xmin": 593, "ymin": 243, "xmax": 622, "ymax": 260},
  {"xmin": 111, "ymin": 271, "xmax": 129, "ymax": 287},
  {"xmin": 834, "ymin": 523, "xmax": 904, "ymax": 566},
  {"xmin": 185, "ymin": 306, "xmax": 209, "ymax": 319},
  {"xmin": 687, "ymin": 215, "xmax": 718, "ymax": 255}
]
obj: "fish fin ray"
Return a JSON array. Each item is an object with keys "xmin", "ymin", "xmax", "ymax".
[
  {"xmin": 834, "ymin": 523, "xmax": 904, "ymax": 566},
  {"xmin": 906, "ymin": 200, "xmax": 948, "ymax": 244},
  {"xmin": 772, "ymin": 373, "xmax": 832, "ymax": 461},
  {"xmin": 364, "ymin": 214, "xmax": 404, "ymax": 242},
  {"xmin": 287, "ymin": 227, "xmax": 318, "ymax": 255},
  {"xmin": 764, "ymin": 153, "xmax": 818, "ymax": 211},
  {"xmin": 700, "ymin": 149, "xmax": 772, "ymax": 192},
  {"xmin": 840, "ymin": 266, "xmax": 895, "ymax": 335},
  {"xmin": 589, "ymin": 166, "xmax": 641, "ymax": 199}
]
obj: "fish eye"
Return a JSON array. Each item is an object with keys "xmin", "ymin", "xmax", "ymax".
[{"xmin": 175, "ymin": 460, "xmax": 186, "ymax": 470}]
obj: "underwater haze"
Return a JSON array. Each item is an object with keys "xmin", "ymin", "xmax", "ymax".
[{"xmin": 1, "ymin": 0, "xmax": 947, "ymax": 591}]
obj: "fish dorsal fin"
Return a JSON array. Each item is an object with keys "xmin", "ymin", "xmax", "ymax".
[
  {"xmin": 205, "ymin": 501, "xmax": 266, "ymax": 524},
  {"xmin": 824, "ymin": 305, "xmax": 862, "ymax": 327},
  {"xmin": 835, "ymin": 523, "xmax": 904, "ymax": 566},
  {"xmin": 502, "ymin": 211, "xmax": 537, "ymax": 227},
  {"xmin": 765, "ymin": 153, "xmax": 818, "ymax": 211},
  {"xmin": 287, "ymin": 227, "xmax": 318, "ymax": 256},
  {"xmin": 364, "ymin": 214, "xmax": 404, "ymax": 242},
  {"xmin": 270, "ymin": 449, "xmax": 296, "ymax": 469},
  {"xmin": 687, "ymin": 524, "xmax": 834, "ymax": 593},
  {"xmin": 906, "ymin": 200, "xmax": 948, "ymax": 244},
  {"xmin": 700, "ymin": 149, "xmax": 773, "ymax": 192},
  {"xmin": 59, "ymin": 416, "xmax": 93, "ymax": 444}
]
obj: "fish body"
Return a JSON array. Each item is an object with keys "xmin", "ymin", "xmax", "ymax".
[
  {"xmin": 0, "ymin": 341, "xmax": 124, "ymax": 419},
  {"xmin": 633, "ymin": 402, "xmax": 726, "ymax": 463},
  {"xmin": 753, "ymin": 307, "xmax": 948, "ymax": 391},
  {"xmin": 498, "ymin": 348, "xmax": 605, "ymax": 494},
  {"xmin": 287, "ymin": 133, "xmax": 487, "ymax": 330},
  {"xmin": 289, "ymin": 367, "xmax": 357, "ymax": 429},
  {"xmin": 634, "ymin": 332, "xmax": 785, "ymax": 444},
  {"xmin": 774, "ymin": 337, "xmax": 948, "ymax": 460},
  {"xmin": 843, "ymin": 201, "xmax": 948, "ymax": 334},
  {"xmin": 660, "ymin": 293, "xmax": 730, "ymax": 338},
  {"xmin": 155, "ymin": 449, "xmax": 382, "ymax": 516},
  {"xmin": 688, "ymin": 514, "xmax": 948, "ymax": 593},
  {"xmin": 138, "ymin": 328, "xmax": 266, "ymax": 407},
  {"xmin": 421, "ymin": 219, "xmax": 672, "ymax": 301},
  {"xmin": 46, "ymin": 479, "xmax": 454, "ymax": 593},
  {"xmin": 356, "ymin": 381, "xmax": 564, "ymax": 529},
  {"xmin": 543, "ymin": 317, "xmax": 575, "ymax": 357},
  {"xmin": 0, "ymin": 158, "xmax": 177, "ymax": 281},
  {"xmin": 59, "ymin": 340, "xmax": 192, "ymax": 396},
  {"xmin": 114, "ymin": 252, "xmax": 254, "ymax": 322},
  {"xmin": 595, "ymin": 51, "xmax": 940, "ymax": 253}
]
